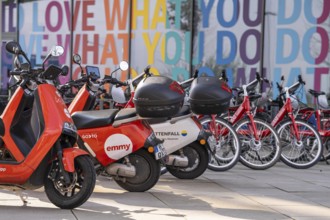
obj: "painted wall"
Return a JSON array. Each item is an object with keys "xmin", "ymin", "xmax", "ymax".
[{"xmin": 1, "ymin": 0, "xmax": 330, "ymax": 104}]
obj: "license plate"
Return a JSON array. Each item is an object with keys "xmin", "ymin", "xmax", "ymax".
[{"xmin": 154, "ymin": 144, "xmax": 167, "ymax": 160}]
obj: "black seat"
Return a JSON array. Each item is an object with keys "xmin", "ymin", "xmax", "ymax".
[
  {"xmin": 309, "ymin": 89, "xmax": 325, "ymax": 97},
  {"xmin": 114, "ymin": 108, "xmax": 137, "ymax": 121},
  {"xmin": 72, "ymin": 109, "xmax": 119, "ymax": 129}
]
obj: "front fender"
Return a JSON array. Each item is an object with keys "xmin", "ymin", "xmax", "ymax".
[{"xmin": 62, "ymin": 148, "xmax": 89, "ymax": 172}]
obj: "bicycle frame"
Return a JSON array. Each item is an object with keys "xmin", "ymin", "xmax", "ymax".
[
  {"xmin": 270, "ymin": 95, "xmax": 301, "ymax": 139},
  {"xmin": 299, "ymin": 103, "xmax": 330, "ymax": 137},
  {"xmin": 229, "ymin": 89, "xmax": 260, "ymax": 141}
]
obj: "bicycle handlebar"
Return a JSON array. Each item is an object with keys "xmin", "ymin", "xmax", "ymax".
[{"xmin": 279, "ymin": 75, "xmax": 305, "ymax": 96}]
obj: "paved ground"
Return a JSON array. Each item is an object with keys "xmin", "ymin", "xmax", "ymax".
[{"xmin": 0, "ymin": 162, "xmax": 330, "ymax": 220}]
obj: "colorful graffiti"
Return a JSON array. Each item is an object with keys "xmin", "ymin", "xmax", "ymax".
[{"xmin": 1, "ymin": 0, "xmax": 329, "ymax": 104}]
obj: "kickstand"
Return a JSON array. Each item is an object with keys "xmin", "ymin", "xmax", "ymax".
[{"xmin": 14, "ymin": 190, "xmax": 28, "ymax": 206}]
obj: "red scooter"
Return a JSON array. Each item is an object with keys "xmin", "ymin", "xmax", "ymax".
[
  {"xmin": 61, "ymin": 55, "xmax": 167, "ymax": 192},
  {"xmin": 0, "ymin": 42, "xmax": 96, "ymax": 209}
]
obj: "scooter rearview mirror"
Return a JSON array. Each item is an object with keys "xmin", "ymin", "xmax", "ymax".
[
  {"xmin": 50, "ymin": 46, "xmax": 64, "ymax": 57},
  {"xmin": 73, "ymin": 54, "xmax": 82, "ymax": 65},
  {"xmin": 119, "ymin": 61, "xmax": 129, "ymax": 71},
  {"xmin": 5, "ymin": 41, "xmax": 22, "ymax": 55}
]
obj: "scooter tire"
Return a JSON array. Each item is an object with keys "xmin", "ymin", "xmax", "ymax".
[
  {"xmin": 166, "ymin": 142, "xmax": 208, "ymax": 179},
  {"xmin": 44, "ymin": 155, "xmax": 96, "ymax": 209},
  {"xmin": 115, "ymin": 149, "xmax": 160, "ymax": 192}
]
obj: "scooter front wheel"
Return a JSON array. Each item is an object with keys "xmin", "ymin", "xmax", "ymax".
[
  {"xmin": 115, "ymin": 149, "xmax": 160, "ymax": 192},
  {"xmin": 166, "ymin": 142, "xmax": 208, "ymax": 179},
  {"xmin": 44, "ymin": 155, "xmax": 96, "ymax": 209}
]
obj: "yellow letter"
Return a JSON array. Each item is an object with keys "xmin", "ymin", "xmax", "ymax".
[
  {"xmin": 142, "ymin": 32, "xmax": 161, "ymax": 64},
  {"xmin": 132, "ymin": 0, "xmax": 149, "ymax": 29},
  {"xmin": 151, "ymin": 0, "xmax": 166, "ymax": 29}
]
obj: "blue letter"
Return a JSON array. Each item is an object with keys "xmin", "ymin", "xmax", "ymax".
[
  {"xmin": 199, "ymin": 0, "xmax": 214, "ymax": 28},
  {"xmin": 32, "ymin": 2, "xmax": 44, "ymax": 32},
  {"xmin": 277, "ymin": 0, "xmax": 301, "ymax": 25},
  {"xmin": 217, "ymin": 0, "xmax": 239, "ymax": 27},
  {"xmin": 217, "ymin": 31, "xmax": 237, "ymax": 65},
  {"xmin": 276, "ymin": 29, "xmax": 299, "ymax": 64},
  {"xmin": 165, "ymin": 32, "xmax": 182, "ymax": 65}
]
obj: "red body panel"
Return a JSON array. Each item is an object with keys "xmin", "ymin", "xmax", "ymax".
[
  {"xmin": 0, "ymin": 85, "xmax": 74, "ymax": 184},
  {"xmin": 78, "ymin": 121, "xmax": 152, "ymax": 166},
  {"xmin": 69, "ymin": 85, "xmax": 90, "ymax": 114},
  {"xmin": 62, "ymin": 148, "xmax": 89, "ymax": 172},
  {"xmin": 1, "ymin": 88, "xmax": 26, "ymax": 162},
  {"xmin": 69, "ymin": 85, "xmax": 153, "ymax": 166}
]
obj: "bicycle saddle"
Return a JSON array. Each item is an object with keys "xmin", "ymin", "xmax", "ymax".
[{"xmin": 308, "ymin": 89, "xmax": 325, "ymax": 97}]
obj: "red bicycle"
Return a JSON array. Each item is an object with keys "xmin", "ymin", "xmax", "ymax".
[
  {"xmin": 297, "ymin": 89, "xmax": 330, "ymax": 162},
  {"xmin": 255, "ymin": 75, "xmax": 323, "ymax": 169},
  {"xmin": 225, "ymin": 74, "xmax": 281, "ymax": 170}
]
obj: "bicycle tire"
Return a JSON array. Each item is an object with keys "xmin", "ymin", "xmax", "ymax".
[
  {"xmin": 199, "ymin": 116, "xmax": 241, "ymax": 171},
  {"xmin": 234, "ymin": 118, "xmax": 281, "ymax": 170},
  {"xmin": 276, "ymin": 119, "xmax": 323, "ymax": 169}
]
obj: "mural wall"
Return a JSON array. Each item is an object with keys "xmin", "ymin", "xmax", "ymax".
[
  {"xmin": 1, "ymin": 0, "xmax": 330, "ymax": 104},
  {"xmin": 1, "ymin": 0, "xmax": 16, "ymax": 93}
]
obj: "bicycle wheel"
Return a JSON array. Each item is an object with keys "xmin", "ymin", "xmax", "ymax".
[
  {"xmin": 235, "ymin": 118, "xmax": 281, "ymax": 170},
  {"xmin": 199, "ymin": 116, "xmax": 241, "ymax": 171},
  {"xmin": 276, "ymin": 119, "xmax": 323, "ymax": 169}
]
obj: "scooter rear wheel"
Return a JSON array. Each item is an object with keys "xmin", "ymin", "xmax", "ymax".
[
  {"xmin": 115, "ymin": 149, "xmax": 160, "ymax": 192},
  {"xmin": 44, "ymin": 155, "xmax": 96, "ymax": 209},
  {"xmin": 166, "ymin": 142, "xmax": 208, "ymax": 179}
]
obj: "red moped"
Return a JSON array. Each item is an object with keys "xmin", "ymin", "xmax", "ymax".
[
  {"xmin": 61, "ymin": 55, "xmax": 167, "ymax": 192},
  {"xmin": 0, "ymin": 42, "xmax": 96, "ymax": 209}
]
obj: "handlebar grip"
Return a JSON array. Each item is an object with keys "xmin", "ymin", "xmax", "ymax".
[
  {"xmin": 10, "ymin": 69, "xmax": 32, "ymax": 76},
  {"xmin": 144, "ymin": 65, "xmax": 152, "ymax": 76},
  {"xmin": 193, "ymin": 69, "xmax": 199, "ymax": 78},
  {"xmin": 263, "ymin": 78, "xmax": 270, "ymax": 84},
  {"xmin": 221, "ymin": 69, "xmax": 228, "ymax": 82},
  {"xmin": 103, "ymin": 77, "xmax": 127, "ymax": 87},
  {"xmin": 115, "ymin": 80, "xmax": 128, "ymax": 87},
  {"xmin": 10, "ymin": 70, "xmax": 22, "ymax": 76},
  {"xmin": 67, "ymin": 77, "xmax": 87, "ymax": 86},
  {"xmin": 256, "ymin": 72, "xmax": 261, "ymax": 81},
  {"xmin": 298, "ymin": 75, "xmax": 306, "ymax": 85}
]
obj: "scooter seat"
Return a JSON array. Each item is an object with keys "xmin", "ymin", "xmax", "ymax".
[
  {"xmin": 72, "ymin": 109, "xmax": 119, "ymax": 129},
  {"xmin": 114, "ymin": 108, "xmax": 137, "ymax": 121}
]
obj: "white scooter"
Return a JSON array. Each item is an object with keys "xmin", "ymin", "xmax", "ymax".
[{"xmin": 110, "ymin": 66, "xmax": 210, "ymax": 179}]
